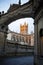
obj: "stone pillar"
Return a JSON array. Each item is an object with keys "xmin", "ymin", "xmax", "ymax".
[
  {"xmin": 34, "ymin": 9, "xmax": 43, "ymax": 65},
  {"xmin": 0, "ymin": 32, "xmax": 5, "ymax": 55},
  {"xmin": 34, "ymin": 21, "xmax": 39, "ymax": 65},
  {"xmin": 3, "ymin": 31, "xmax": 7, "ymax": 54},
  {"xmin": 38, "ymin": 17, "xmax": 43, "ymax": 56},
  {"xmin": 0, "ymin": 25, "xmax": 8, "ymax": 55}
]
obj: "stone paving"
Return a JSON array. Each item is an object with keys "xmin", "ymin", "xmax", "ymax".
[{"xmin": 0, "ymin": 56, "xmax": 34, "ymax": 65}]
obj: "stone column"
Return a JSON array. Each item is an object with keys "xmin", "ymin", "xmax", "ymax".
[
  {"xmin": 0, "ymin": 25, "xmax": 8, "ymax": 55},
  {"xmin": 34, "ymin": 21, "xmax": 39, "ymax": 65},
  {"xmin": 0, "ymin": 32, "xmax": 4, "ymax": 55},
  {"xmin": 3, "ymin": 31, "xmax": 7, "ymax": 54}
]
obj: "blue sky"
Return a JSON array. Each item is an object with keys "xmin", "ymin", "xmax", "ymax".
[
  {"xmin": 0, "ymin": 0, "xmax": 29, "ymax": 12},
  {"xmin": 0, "ymin": 0, "xmax": 34, "ymax": 34}
]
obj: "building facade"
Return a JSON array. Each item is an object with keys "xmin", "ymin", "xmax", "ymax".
[
  {"xmin": 7, "ymin": 22, "xmax": 34, "ymax": 46},
  {"xmin": 7, "ymin": 31, "xmax": 34, "ymax": 46}
]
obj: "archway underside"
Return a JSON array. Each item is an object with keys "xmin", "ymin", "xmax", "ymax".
[{"xmin": 0, "ymin": 1, "xmax": 35, "ymax": 27}]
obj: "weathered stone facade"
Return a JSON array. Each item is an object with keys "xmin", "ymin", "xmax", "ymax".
[
  {"xmin": 34, "ymin": 8, "xmax": 43, "ymax": 65},
  {"xmin": 7, "ymin": 31, "xmax": 34, "ymax": 46}
]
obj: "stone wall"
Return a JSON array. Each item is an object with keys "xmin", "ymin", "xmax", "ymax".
[
  {"xmin": 34, "ymin": 10, "xmax": 43, "ymax": 65},
  {"xmin": 5, "ymin": 42, "xmax": 34, "ymax": 56},
  {"xmin": 38, "ymin": 17, "xmax": 43, "ymax": 56},
  {"xmin": 0, "ymin": 32, "xmax": 4, "ymax": 55}
]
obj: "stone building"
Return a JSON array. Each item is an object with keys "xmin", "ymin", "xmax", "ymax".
[
  {"xmin": 7, "ymin": 31, "xmax": 34, "ymax": 46},
  {"xmin": 20, "ymin": 22, "xmax": 28, "ymax": 34},
  {"xmin": 7, "ymin": 22, "xmax": 34, "ymax": 46},
  {"xmin": 0, "ymin": 0, "xmax": 43, "ymax": 64}
]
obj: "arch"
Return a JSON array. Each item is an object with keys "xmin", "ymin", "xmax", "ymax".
[
  {"xmin": 8, "ymin": 17, "xmax": 34, "ymax": 34},
  {"xmin": 0, "ymin": 1, "xmax": 34, "ymax": 26},
  {"xmin": 0, "ymin": 1, "xmax": 35, "ymax": 56}
]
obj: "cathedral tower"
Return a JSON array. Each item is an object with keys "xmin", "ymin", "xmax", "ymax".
[{"xmin": 20, "ymin": 22, "xmax": 28, "ymax": 34}]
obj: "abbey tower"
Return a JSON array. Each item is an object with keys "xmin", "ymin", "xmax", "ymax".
[{"xmin": 20, "ymin": 22, "xmax": 28, "ymax": 34}]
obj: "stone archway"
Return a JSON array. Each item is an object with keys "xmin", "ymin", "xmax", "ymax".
[
  {"xmin": 0, "ymin": 1, "xmax": 35, "ymax": 55},
  {"xmin": 0, "ymin": 0, "xmax": 43, "ymax": 65}
]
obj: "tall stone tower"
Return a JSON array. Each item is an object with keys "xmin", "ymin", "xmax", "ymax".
[{"xmin": 20, "ymin": 22, "xmax": 28, "ymax": 34}]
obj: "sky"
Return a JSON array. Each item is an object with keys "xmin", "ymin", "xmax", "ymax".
[
  {"xmin": 8, "ymin": 18, "xmax": 34, "ymax": 34},
  {"xmin": 0, "ymin": 0, "xmax": 34, "ymax": 34},
  {"xmin": 0, "ymin": 0, "xmax": 29, "ymax": 12}
]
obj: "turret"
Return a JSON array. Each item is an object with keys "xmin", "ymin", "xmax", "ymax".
[{"xmin": 19, "ymin": 0, "xmax": 21, "ymax": 5}]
